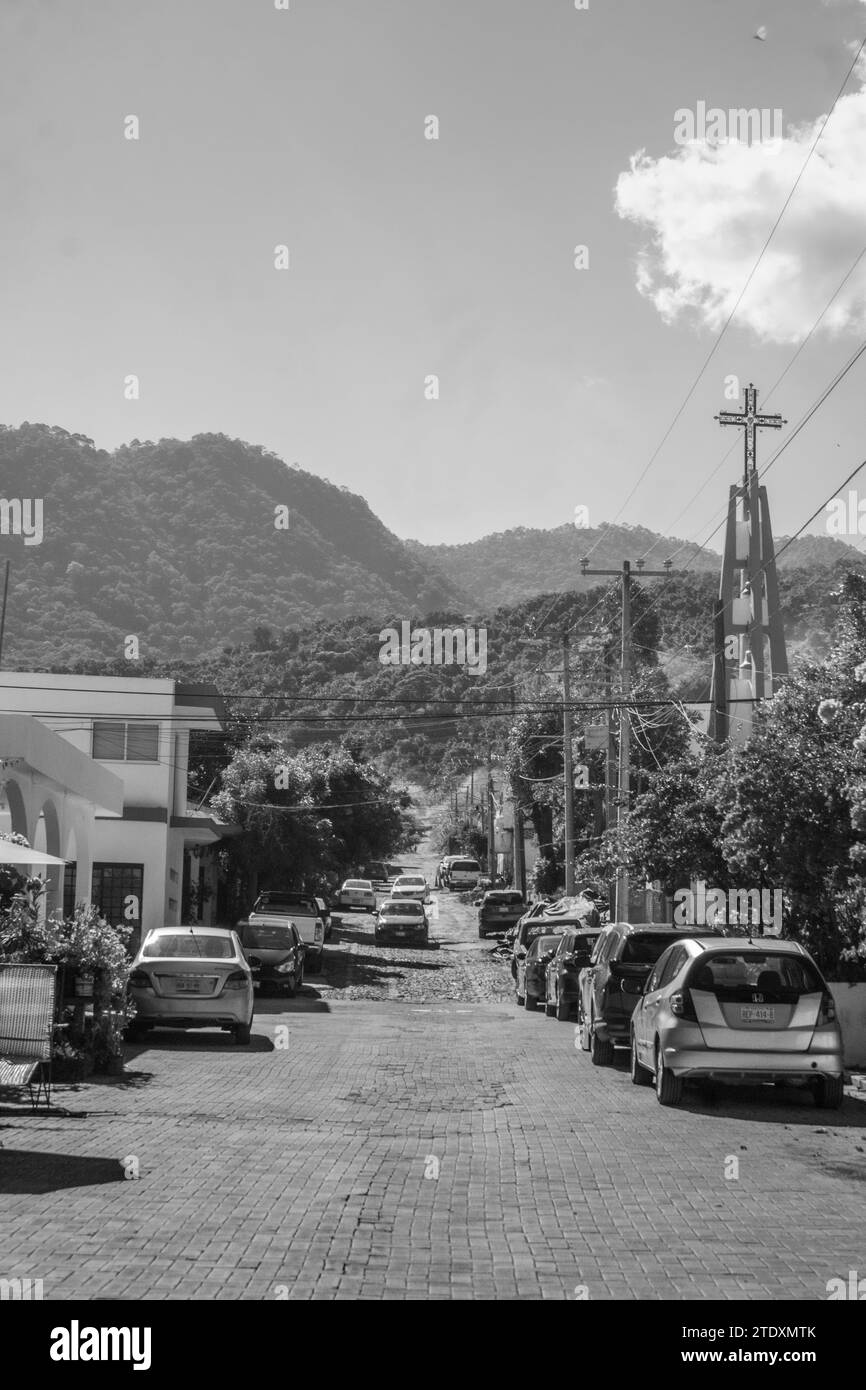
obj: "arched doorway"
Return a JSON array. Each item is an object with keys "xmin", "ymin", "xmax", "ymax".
[{"xmin": 33, "ymin": 796, "xmax": 63, "ymax": 919}]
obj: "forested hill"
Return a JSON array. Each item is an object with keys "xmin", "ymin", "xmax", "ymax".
[
  {"xmin": 406, "ymin": 524, "xmax": 863, "ymax": 609},
  {"xmin": 37, "ymin": 560, "xmax": 866, "ymax": 787},
  {"xmin": 0, "ymin": 423, "xmax": 466, "ymax": 667}
]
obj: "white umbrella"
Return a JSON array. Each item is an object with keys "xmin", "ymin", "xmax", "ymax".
[{"xmin": 0, "ymin": 842, "xmax": 68, "ymax": 865}]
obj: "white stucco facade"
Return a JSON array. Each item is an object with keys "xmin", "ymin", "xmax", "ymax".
[{"xmin": 0, "ymin": 674, "xmax": 236, "ymax": 946}]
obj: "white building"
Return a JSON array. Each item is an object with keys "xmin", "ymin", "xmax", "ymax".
[{"xmin": 0, "ymin": 674, "xmax": 236, "ymax": 947}]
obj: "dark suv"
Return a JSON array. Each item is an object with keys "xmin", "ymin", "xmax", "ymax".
[
  {"xmin": 577, "ymin": 922, "xmax": 723, "ymax": 1066},
  {"xmin": 478, "ymin": 890, "xmax": 525, "ymax": 938}
]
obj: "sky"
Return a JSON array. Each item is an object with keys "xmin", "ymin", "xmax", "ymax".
[{"xmin": 1, "ymin": 0, "xmax": 866, "ymax": 548}]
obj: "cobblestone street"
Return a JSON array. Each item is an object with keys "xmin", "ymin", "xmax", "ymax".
[{"xmin": 2, "ymin": 858, "xmax": 866, "ymax": 1301}]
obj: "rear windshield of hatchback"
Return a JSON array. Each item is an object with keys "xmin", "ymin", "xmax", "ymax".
[
  {"xmin": 687, "ymin": 952, "xmax": 823, "ymax": 998},
  {"xmin": 452, "ymin": 860, "xmax": 480, "ymax": 872}
]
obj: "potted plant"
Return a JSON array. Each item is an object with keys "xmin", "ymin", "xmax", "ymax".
[{"xmin": 92, "ymin": 1007, "xmax": 132, "ymax": 1076}]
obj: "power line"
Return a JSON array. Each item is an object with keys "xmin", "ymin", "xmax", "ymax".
[{"xmin": 582, "ymin": 33, "xmax": 866, "ymax": 564}]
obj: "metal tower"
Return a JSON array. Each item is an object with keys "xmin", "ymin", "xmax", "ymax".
[{"xmin": 709, "ymin": 383, "xmax": 788, "ymax": 744}]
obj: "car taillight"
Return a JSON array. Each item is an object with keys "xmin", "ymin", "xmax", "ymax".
[
  {"xmin": 222, "ymin": 970, "xmax": 249, "ymax": 991},
  {"xmin": 315, "ymin": 925, "xmax": 324, "ymax": 942},
  {"xmin": 128, "ymin": 970, "xmax": 153, "ymax": 991},
  {"xmin": 670, "ymin": 990, "xmax": 697, "ymax": 1021},
  {"xmin": 819, "ymin": 990, "xmax": 837, "ymax": 1024}
]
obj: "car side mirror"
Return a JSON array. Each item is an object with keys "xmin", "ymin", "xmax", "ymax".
[{"xmin": 621, "ymin": 977, "xmax": 644, "ymax": 996}]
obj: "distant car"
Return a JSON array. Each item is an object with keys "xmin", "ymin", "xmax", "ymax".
[
  {"xmin": 337, "ymin": 879, "xmax": 377, "ymax": 913},
  {"xmin": 447, "ymin": 858, "xmax": 482, "ymax": 892},
  {"xmin": 390, "ymin": 874, "xmax": 428, "ymax": 903},
  {"xmin": 126, "ymin": 926, "xmax": 254, "ymax": 1044},
  {"xmin": 510, "ymin": 900, "xmax": 595, "ymax": 979},
  {"xmin": 246, "ymin": 891, "xmax": 326, "ymax": 972},
  {"xmin": 628, "ymin": 937, "xmax": 845, "ymax": 1108},
  {"xmin": 375, "ymin": 899, "xmax": 429, "ymax": 947},
  {"xmin": 238, "ymin": 919, "xmax": 305, "ymax": 997},
  {"xmin": 578, "ymin": 922, "xmax": 724, "ymax": 1067},
  {"xmin": 361, "ymin": 862, "xmax": 390, "ymax": 886},
  {"xmin": 516, "ymin": 934, "xmax": 563, "ymax": 1010},
  {"xmin": 544, "ymin": 927, "xmax": 602, "ymax": 1021},
  {"xmin": 478, "ymin": 890, "xmax": 526, "ymax": 938}
]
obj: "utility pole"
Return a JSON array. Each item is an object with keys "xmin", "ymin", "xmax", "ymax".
[
  {"xmin": 562, "ymin": 632, "xmax": 575, "ymax": 896},
  {"xmin": 0, "ymin": 560, "xmax": 10, "ymax": 668},
  {"xmin": 509, "ymin": 688, "xmax": 525, "ymax": 894},
  {"xmin": 486, "ymin": 739, "xmax": 496, "ymax": 879},
  {"xmin": 580, "ymin": 557, "xmax": 674, "ymax": 922}
]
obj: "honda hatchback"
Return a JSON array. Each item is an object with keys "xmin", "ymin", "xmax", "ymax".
[{"xmin": 628, "ymin": 938, "xmax": 844, "ymax": 1108}]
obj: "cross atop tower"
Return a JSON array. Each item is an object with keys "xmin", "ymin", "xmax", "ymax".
[{"xmin": 715, "ymin": 382, "xmax": 786, "ymax": 486}]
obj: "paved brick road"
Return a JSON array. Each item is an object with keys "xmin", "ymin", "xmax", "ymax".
[{"xmin": 2, "ymin": 867, "xmax": 866, "ymax": 1300}]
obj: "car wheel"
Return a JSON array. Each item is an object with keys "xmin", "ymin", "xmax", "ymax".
[
  {"xmin": 125, "ymin": 1022, "xmax": 150, "ymax": 1043},
  {"xmin": 590, "ymin": 1026, "xmax": 614, "ymax": 1066},
  {"xmin": 816, "ymin": 1075, "xmax": 844, "ymax": 1110},
  {"xmin": 655, "ymin": 1044, "xmax": 683, "ymax": 1106},
  {"xmin": 544, "ymin": 996, "xmax": 556, "ymax": 1017},
  {"xmin": 556, "ymin": 994, "xmax": 571, "ymax": 1023},
  {"xmin": 630, "ymin": 1032, "xmax": 652, "ymax": 1086},
  {"xmin": 577, "ymin": 1003, "xmax": 591, "ymax": 1051},
  {"xmin": 234, "ymin": 1022, "xmax": 251, "ymax": 1045},
  {"xmin": 515, "ymin": 989, "xmax": 525, "ymax": 1007},
  {"xmin": 308, "ymin": 951, "xmax": 323, "ymax": 973},
  {"xmin": 524, "ymin": 992, "xmax": 537, "ymax": 1012},
  {"xmin": 285, "ymin": 974, "xmax": 297, "ymax": 998},
  {"xmin": 478, "ymin": 928, "xmax": 486, "ymax": 939}
]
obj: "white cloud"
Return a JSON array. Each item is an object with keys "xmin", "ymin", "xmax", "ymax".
[{"xmin": 615, "ymin": 86, "xmax": 866, "ymax": 343}]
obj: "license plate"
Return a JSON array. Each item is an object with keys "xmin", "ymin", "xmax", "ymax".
[{"xmin": 741, "ymin": 1006, "xmax": 774, "ymax": 1022}]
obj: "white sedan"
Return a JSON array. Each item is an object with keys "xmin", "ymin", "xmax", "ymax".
[
  {"xmin": 390, "ymin": 874, "xmax": 428, "ymax": 903},
  {"xmin": 337, "ymin": 879, "xmax": 377, "ymax": 913}
]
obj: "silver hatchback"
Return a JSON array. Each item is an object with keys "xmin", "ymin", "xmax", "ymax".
[{"xmin": 628, "ymin": 938, "xmax": 844, "ymax": 1108}]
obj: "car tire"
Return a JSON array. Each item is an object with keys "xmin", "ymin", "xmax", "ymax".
[
  {"xmin": 655, "ymin": 1045, "xmax": 683, "ymax": 1106},
  {"xmin": 285, "ymin": 974, "xmax": 297, "ymax": 998},
  {"xmin": 577, "ymin": 1004, "xmax": 591, "ymax": 1051},
  {"xmin": 125, "ymin": 1022, "xmax": 150, "ymax": 1043},
  {"xmin": 524, "ymin": 993, "xmax": 537, "ymax": 1012},
  {"xmin": 234, "ymin": 1022, "xmax": 251, "ymax": 1045},
  {"xmin": 478, "ymin": 928, "xmax": 486, "ymax": 939},
  {"xmin": 590, "ymin": 1026, "xmax": 614, "ymax": 1067},
  {"xmin": 816, "ymin": 1075, "xmax": 844, "ymax": 1110},
  {"xmin": 556, "ymin": 994, "xmax": 570, "ymax": 1023},
  {"xmin": 630, "ymin": 1033, "xmax": 652, "ymax": 1086},
  {"xmin": 515, "ymin": 989, "xmax": 525, "ymax": 1007},
  {"xmin": 544, "ymin": 996, "xmax": 556, "ymax": 1017},
  {"xmin": 307, "ymin": 950, "xmax": 323, "ymax": 973}
]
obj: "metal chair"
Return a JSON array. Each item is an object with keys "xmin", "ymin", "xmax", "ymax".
[{"xmin": 0, "ymin": 962, "xmax": 58, "ymax": 1110}]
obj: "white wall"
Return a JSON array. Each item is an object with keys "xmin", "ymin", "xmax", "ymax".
[{"xmin": 828, "ymin": 982, "xmax": 866, "ymax": 1068}]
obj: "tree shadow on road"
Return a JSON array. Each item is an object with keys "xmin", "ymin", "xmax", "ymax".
[
  {"xmin": 321, "ymin": 953, "xmax": 450, "ymax": 990},
  {"xmin": 608, "ymin": 1052, "xmax": 866, "ymax": 1128},
  {"xmin": 124, "ymin": 1031, "xmax": 275, "ymax": 1055},
  {"xmin": 0, "ymin": 1147, "xmax": 126, "ymax": 1194}
]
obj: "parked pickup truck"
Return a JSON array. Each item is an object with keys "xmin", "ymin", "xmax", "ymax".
[{"xmin": 243, "ymin": 891, "xmax": 326, "ymax": 973}]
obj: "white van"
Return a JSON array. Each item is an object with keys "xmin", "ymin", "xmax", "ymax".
[{"xmin": 448, "ymin": 858, "xmax": 482, "ymax": 891}]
